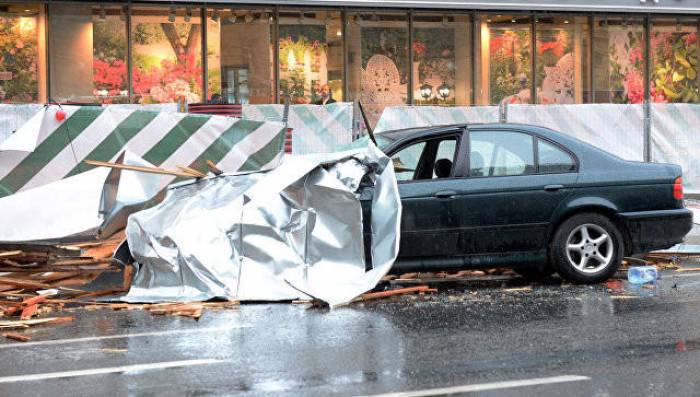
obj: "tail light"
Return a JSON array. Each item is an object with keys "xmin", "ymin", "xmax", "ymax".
[{"xmin": 673, "ymin": 177, "xmax": 684, "ymax": 200}]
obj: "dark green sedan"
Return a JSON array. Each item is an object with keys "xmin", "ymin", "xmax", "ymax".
[{"xmin": 368, "ymin": 123, "xmax": 693, "ymax": 284}]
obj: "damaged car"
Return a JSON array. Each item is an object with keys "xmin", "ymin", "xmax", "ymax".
[{"xmin": 366, "ymin": 123, "xmax": 693, "ymax": 283}]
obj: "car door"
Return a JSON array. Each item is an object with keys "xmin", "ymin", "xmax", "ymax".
[
  {"xmin": 450, "ymin": 128, "xmax": 578, "ymax": 258},
  {"xmin": 388, "ymin": 129, "xmax": 468, "ymax": 260}
]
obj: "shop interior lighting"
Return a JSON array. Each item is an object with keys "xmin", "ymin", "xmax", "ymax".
[
  {"xmin": 511, "ymin": 18, "xmax": 516, "ymax": 23},
  {"xmin": 184, "ymin": 7, "xmax": 192, "ymax": 23},
  {"xmin": 437, "ymin": 83, "xmax": 450, "ymax": 100},
  {"xmin": 211, "ymin": 9, "xmax": 220, "ymax": 22},
  {"xmin": 442, "ymin": 14, "xmax": 449, "ymax": 26},
  {"xmin": 244, "ymin": 12, "xmax": 254, "ymax": 24},
  {"xmin": 563, "ymin": 19, "xmax": 570, "ymax": 24},
  {"xmin": 228, "ymin": 10, "xmax": 237, "ymax": 24},
  {"xmin": 337, "ymin": 29, "xmax": 342, "ymax": 36},
  {"xmin": 168, "ymin": 6, "xmax": 176, "ymax": 23}
]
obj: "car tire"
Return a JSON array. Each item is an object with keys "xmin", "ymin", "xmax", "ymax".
[
  {"xmin": 549, "ymin": 213, "xmax": 624, "ymax": 284},
  {"xmin": 514, "ymin": 263, "xmax": 556, "ymax": 280}
]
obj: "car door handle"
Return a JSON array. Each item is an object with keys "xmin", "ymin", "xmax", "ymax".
[
  {"xmin": 435, "ymin": 190, "xmax": 457, "ymax": 199},
  {"xmin": 544, "ymin": 184, "xmax": 564, "ymax": 192}
]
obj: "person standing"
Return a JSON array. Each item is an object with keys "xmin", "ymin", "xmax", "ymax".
[{"xmin": 314, "ymin": 84, "xmax": 336, "ymax": 105}]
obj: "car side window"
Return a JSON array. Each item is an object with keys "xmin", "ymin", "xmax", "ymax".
[
  {"xmin": 391, "ymin": 135, "xmax": 458, "ymax": 182},
  {"xmin": 391, "ymin": 142, "xmax": 425, "ymax": 181},
  {"xmin": 538, "ymin": 139, "xmax": 576, "ymax": 173},
  {"xmin": 469, "ymin": 131, "xmax": 535, "ymax": 177}
]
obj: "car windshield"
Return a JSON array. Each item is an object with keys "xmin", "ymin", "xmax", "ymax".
[{"xmin": 374, "ymin": 133, "xmax": 396, "ymax": 151}]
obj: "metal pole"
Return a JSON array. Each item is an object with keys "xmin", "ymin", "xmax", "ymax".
[
  {"xmin": 471, "ymin": 11, "xmax": 477, "ymax": 105},
  {"xmin": 644, "ymin": 15, "xmax": 652, "ymax": 162},
  {"xmin": 274, "ymin": 6, "xmax": 280, "ymax": 104},
  {"xmin": 408, "ymin": 10, "xmax": 414, "ymax": 104},
  {"xmin": 201, "ymin": 7, "xmax": 208, "ymax": 103},
  {"xmin": 530, "ymin": 14, "xmax": 537, "ymax": 104},
  {"xmin": 342, "ymin": 9, "xmax": 348, "ymax": 102},
  {"xmin": 126, "ymin": 2, "xmax": 133, "ymax": 104}
]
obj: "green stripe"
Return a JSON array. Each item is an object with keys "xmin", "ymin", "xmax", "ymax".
[
  {"xmin": 0, "ymin": 107, "xmax": 104, "ymax": 197},
  {"xmin": 238, "ymin": 128, "xmax": 285, "ymax": 172},
  {"xmin": 66, "ymin": 111, "xmax": 160, "ymax": 177},
  {"xmin": 186, "ymin": 119, "xmax": 266, "ymax": 173},
  {"xmin": 142, "ymin": 114, "xmax": 211, "ymax": 166}
]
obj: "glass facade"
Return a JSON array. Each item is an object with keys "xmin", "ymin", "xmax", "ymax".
[
  {"xmin": 0, "ymin": 4, "xmax": 45, "ymax": 103},
  {"xmin": 49, "ymin": 4, "xmax": 127, "ymax": 103},
  {"xmin": 477, "ymin": 14, "xmax": 532, "ymax": 105},
  {"xmin": 0, "ymin": 5, "xmax": 699, "ymax": 111},
  {"xmin": 592, "ymin": 16, "xmax": 645, "ymax": 103},
  {"xmin": 278, "ymin": 10, "xmax": 343, "ymax": 104},
  {"xmin": 131, "ymin": 6, "xmax": 203, "ymax": 104},
  {"xmin": 207, "ymin": 8, "xmax": 274, "ymax": 104},
  {"xmin": 412, "ymin": 12, "xmax": 472, "ymax": 105},
  {"xmin": 347, "ymin": 11, "xmax": 409, "ymax": 125}
]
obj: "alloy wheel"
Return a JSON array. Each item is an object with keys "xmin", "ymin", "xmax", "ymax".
[{"xmin": 565, "ymin": 223, "xmax": 613, "ymax": 273}]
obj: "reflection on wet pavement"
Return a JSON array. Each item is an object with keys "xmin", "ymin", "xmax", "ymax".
[{"xmin": 1, "ymin": 269, "xmax": 700, "ymax": 396}]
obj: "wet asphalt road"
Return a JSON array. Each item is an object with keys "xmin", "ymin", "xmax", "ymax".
[{"xmin": 2, "ymin": 270, "xmax": 700, "ymax": 396}]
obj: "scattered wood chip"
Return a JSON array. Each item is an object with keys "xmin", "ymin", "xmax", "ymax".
[
  {"xmin": 502, "ymin": 287, "xmax": 533, "ymax": 293},
  {"xmin": 2, "ymin": 332, "xmax": 31, "ymax": 342},
  {"xmin": 676, "ymin": 267, "xmax": 700, "ymax": 272},
  {"xmin": 359, "ymin": 285, "xmax": 435, "ymax": 302},
  {"xmin": 20, "ymin": 304, "xmax": 38, "ymax": 320}
]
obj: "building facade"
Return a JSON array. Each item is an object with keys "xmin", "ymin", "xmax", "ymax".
[{"xmin": 2, "ymin": 0, "xmax": 700, "ymax": 124}]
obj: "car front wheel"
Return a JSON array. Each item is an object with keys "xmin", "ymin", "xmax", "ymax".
[{"xmin": 550, "ymin": 213, "xmax": 624, "ymax": 284}]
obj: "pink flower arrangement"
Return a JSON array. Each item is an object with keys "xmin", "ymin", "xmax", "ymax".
[
  {"xmin": 132, "ymin": 53, "xmax": 202, "ymax": 103},
  {"xmin": 622, "ymin": 68, "xmax": 644, "ymax": 104},
  {"xmin": 412, "ymin": 40, "xmax": 427, "ymax": 56}
]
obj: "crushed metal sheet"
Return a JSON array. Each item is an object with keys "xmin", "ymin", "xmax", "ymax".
[{"xmin": 124, "ymin": 138, "xmax": 401, "ymax": 307}]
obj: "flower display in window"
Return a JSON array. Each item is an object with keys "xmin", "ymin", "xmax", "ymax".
[
  {"xmin": 489, "ymin": 29, "xmax": 531, "ymax": 104},
  {"xmin": 0, "ymin": 16, "xmax": 39, "ymax": 103}
]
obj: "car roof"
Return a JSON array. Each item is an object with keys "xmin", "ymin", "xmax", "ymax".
[{"xmin": 375, "ymin": 122, "xmax": 624, "ymax": 165}]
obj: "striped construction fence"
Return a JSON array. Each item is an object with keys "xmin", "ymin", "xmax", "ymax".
[
  {"xmin": 242, "ymin": 102, "xmax": 353, "ymax": 154},
  {"xmin": 0, "ymin": 105, "xmax": 286, "ymax": 198},
  {"xmin": 188, "ymin": 103, "xmax": 295, "ymax": 154}
]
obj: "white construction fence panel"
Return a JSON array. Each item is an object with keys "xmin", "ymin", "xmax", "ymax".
[
  {"xmin": 651, "ymin": 104, "xmax": 700, "ymax": 194},
  {"xmin": 507, "ymin": 104, "xmax": 645, "ymax": 162},
  {"xmin": 374, "ymin": 106, "xmax": 500, "ymax": 133}
]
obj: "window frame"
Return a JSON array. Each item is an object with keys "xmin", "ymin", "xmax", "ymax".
[{"xmin": 385, "ymin": 128, "xmax": 467, "ymax": 184}]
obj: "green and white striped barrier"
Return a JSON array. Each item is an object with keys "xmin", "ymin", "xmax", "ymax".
[
  {"xmin": 243, "ymin": 102, "xmax": 353, "ymax": 154},
  {"xmin": 0, "ymin": 105, "xmax": 286, "ymax": 198}
]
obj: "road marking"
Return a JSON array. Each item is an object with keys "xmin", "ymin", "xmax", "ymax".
[
  {"xmin": 0, "ymin": 359, "xmax": 223, "ymax": 383},
  {"xmin": 360, "ymin": 375, "xmax": 591, "ymax": 397},
  {"xmin": 0, "ymin": 324, "xmax": 249, "ymax": 349}
]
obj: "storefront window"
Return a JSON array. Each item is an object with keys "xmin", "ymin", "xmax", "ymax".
[
  {"xmin": 49, "ymin": 4, "xmax": 127, "ymax": 103},
  {"xmin": 0, "ymin": 4, "xmax": 45, "ymax": 103},
  {"xmin": 535, "ymin": 16, "xmax": 589, "ymax": 104},
  {"xmin": 412, "ymin": 13, "xmax": 472, "ymax": 105},
  {"xmin": 347, "ymin": 11, "xmax": 409, "ymax": 127},
  {"xmin": 278, "ymin": 10, "xmax": 343, "ymax": 104},
  {"xmin": 650, "ymin": 18, "xmax": 699, "ymax": 103},
  {"xmin": 592, "ymin": 17, "xmax": 645, "ymax": 103},
  {"xmin": 476, "ymin": 14, "xmax": 532, "ymax": 105},
  {"xmin": 131, "ymin": 6, "xmax": 202, "ymax": 104},
  {"xmin": 207, "ymin": 8, "xmax": 273, "ymax": 104}
]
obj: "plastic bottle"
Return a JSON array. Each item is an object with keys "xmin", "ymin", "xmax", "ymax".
[{"xmin": 628, "ymin": 265, "xmax": 658, "ymax": 284}]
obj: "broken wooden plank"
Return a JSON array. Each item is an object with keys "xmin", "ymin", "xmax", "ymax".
[
  {"xmin": 176, "ymin": 165, "xmax": 207, "ymax": 178},
  {"xmin": 84, "ymin": 160, "xmax": 195, "ymax": 178},
  {"xmin": 359, "ymin": 285, "xmax": 434, "ymax": 302},
  {"xmin": 206, "ymin": 160, "xmax": 223, "ymax": 175},
  {"xmin": 2, "ymin": 332, "xmax": 31, "ymax": 342}
]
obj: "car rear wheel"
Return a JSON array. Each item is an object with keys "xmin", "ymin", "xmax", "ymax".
[{"xmin": 550, "ymin": 213, "xmax": 623, "ymax": 284}]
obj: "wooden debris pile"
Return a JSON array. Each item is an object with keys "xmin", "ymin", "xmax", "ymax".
[{"xmin": 0, "ymin": 231, "xmax": 239, "ymax": 342}]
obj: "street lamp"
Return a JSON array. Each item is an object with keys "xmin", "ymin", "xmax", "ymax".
[
  {"xmin": 420, "ymin": 83, "xmax": 432, "ymax": 100},
  {"xmin": 437, "ymin": 83, "xmax": 451, "ymax": 100}
]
